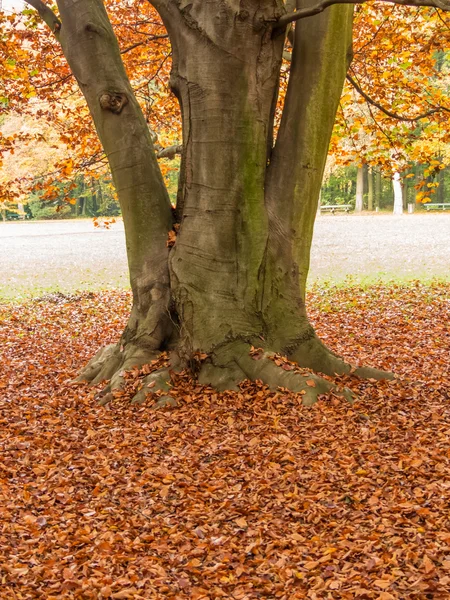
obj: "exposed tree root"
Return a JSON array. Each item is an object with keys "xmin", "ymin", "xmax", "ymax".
[
  {"xmin": 198, "ymin": 342, "xmax": 355, "ymax": 406},
  {"xmin": 289, "ymin": 334, "xmax": 394, "ymax": 381},
  {"xmin": 76, "ymin": 335, "xmax": 392, "ymax": 408},
  {"xmin": 236, "ymin": 347, "xmax": 354, "ymax": 406},
  {"xmin": 131, "ymin": 368, "xmax": 172, "ymax": 405},
  {"xmin": 74, "ymin": 342, "xmax": 162, "ymax": 405}
]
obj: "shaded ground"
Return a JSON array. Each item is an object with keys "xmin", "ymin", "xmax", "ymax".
[
  {"xmin": 0, "ymin": 214, "xmax": 449, "ymax": 299},
  {"xmin": 1, "ymin": 283, "xmax": 449, "ymax": 599}
]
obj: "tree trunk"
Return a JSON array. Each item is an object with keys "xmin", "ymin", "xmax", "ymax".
[
  {"xmin": 375, "ymin": 169, "xmax": 381, "ymax": 210},
  {"xmin": 393, "ymin": 172, "xmax": 403, "ymax": 215},
  {"xmin": 355, "ymin": 166, "xmax": 364, "ymax": 212},
  {"xmin": 55, "ymin": 0, "xmax": 174, "ymax": 389},
  {"xmin": 43, "ymin": 0, "xmax": 391, "ymax": 402},
  {"xmin": 367, "ymin": 167, "xmax": 374, "ymax": 211},
  {"xmin": 91, "ymin": 177, "xmax": 98, "ymax": 215},
  {"xmin": 437, "ymin": 165, "xmax": 444, "ymax": 203}
]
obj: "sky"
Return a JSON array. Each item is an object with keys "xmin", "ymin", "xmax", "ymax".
[{"xmin": 2, "ymin": 0, "xmax": 25, "ymax": 13}]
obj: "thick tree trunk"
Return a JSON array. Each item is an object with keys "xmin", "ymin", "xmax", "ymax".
[
  {"xmin": 40, "ymin": 0, "xmax": 392, "ymax": 402},
  {"xmin": 53, "ymin": 0, "xmax": 174, "ymax": 389},
  {"xmin": 159, "ymin": 1, "xmax": 285, "ymax": 362}
]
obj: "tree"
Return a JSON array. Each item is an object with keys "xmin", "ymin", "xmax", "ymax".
[
  {"xmin": 330, "ymin": 3, "xmax": 450, "ymax": 207},
  {"xmin": 16, "ymin": 0, "xmax": 450, "ymax": 404},
  {"xmin": 355, "ymin": 166, "xmax": 364, "ymax": 211},
  {"xmin": 392, "ymin": 171, "xmax": 404, "ymax": 214}
]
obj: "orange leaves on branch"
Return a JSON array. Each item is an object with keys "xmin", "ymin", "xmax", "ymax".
[
  {"xmin": 333, "ymin": 4, "xmax": 450, "ymax": 174},
  {"xmin": 1, "ymin": 0, "xmax": 179, "ymax": 200}
]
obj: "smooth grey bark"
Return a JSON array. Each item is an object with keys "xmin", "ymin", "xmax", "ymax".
[{"xmin": 263, "ymin": 0, "xmax": 358, "ymax": 372}]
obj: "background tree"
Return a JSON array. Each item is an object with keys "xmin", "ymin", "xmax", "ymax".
[
  {"xmin": 331, "ymin": 3, "xmax": 450, "ymax": 206},
  {"xmin": 5, "ymin": 0, "xmax": 450, "ymax": 404}
]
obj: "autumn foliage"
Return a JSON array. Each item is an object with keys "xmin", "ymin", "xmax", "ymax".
[
  {"xmin": 331, "ymin": 4, "xmax": 450, "ymax": 188},
  {"xmin": 1, "ymin": 282, "xmax": 449, "ymax": 598},
  {"xmin": 1, "ymin": 2, "xmax": 449, "ymax": 205}
]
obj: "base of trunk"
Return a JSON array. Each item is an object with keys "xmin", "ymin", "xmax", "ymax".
[{"xmin": 76, "ymin": 315, "xmax": 394, "ymax": 407}]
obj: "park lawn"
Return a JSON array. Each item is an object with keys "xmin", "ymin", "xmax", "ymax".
[
  {"xmin": 1, "ymin": 213, "xmax": 449, "ymax": 300},
  {"xmin": 0, "ymin": 282, "xmax": 449, "ymax": 599}
]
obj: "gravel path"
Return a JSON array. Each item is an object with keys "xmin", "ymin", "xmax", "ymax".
[{"xmin": 0, "ymin": 214, "xmax": 449, "ymax": 298}]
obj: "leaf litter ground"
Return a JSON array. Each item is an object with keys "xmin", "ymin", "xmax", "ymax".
[{"xmin": 0, "ymin": 282, "xmax": 449, "ymax": 600}]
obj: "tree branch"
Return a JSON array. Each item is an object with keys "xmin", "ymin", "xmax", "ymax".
[
  {"xmin": 120, "ymin": 34, "xmax": 169, "ymax": 55},
  {"xmin": 156, "ymin": 144, "xmax": 182, "ymax": 159},
  {"xmin": 276, "ymin": 0, "xmax": 450, "ymax": 29},
  {"xmin": 24, "ymin": 0, "xmax": 61, "ymax": 38},
  {"xmin": 347, "ymin": 73, "xmax": 450, "ymax": 121}
]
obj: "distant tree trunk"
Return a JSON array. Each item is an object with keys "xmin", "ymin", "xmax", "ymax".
[
  {"xmin": 28, "ymin": 0, "xmax": 392, "ymax": 404},
  {"xmin": 375, "ymin": 169, "xmax": 381, "ymax": 210},
  {"xmin": 91, "ymin": 177, "xmax": 98, "ymax": 215},
  {"xmin": 367, "ymin": 167, "xmax": 374, "ymax": 211},
  {"xmin": 96, "ymin": 183, "xmax": 102, "ymax": 216},
  {"xmin": 355, "ymin": 166, "xmax": 364, "ymax": 212},
  {"xmin": 437, "ymin": 166, "xmax": 445, "ymax": 203},
  {"xmin": 393, "ymin": 172, "xmax": 403, "ymax": 215}
]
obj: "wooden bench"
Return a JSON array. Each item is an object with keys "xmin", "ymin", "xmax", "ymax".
[
  {"xmin": 319, "ymin": 204, "xmax": 352, "ymax": 214},
  {"xmin": 425, "ymin": 203, "xmax": 450, "ymax": 211}
]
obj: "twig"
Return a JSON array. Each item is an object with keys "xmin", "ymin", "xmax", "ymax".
[
  {"xmin": 347, "ymin": 72, "xmax": 449, "ymax": 122},
  {"xmin": 276, "ymin": 0, "xmax": 450, "ymax": 29}
]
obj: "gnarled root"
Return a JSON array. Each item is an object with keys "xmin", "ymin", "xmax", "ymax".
[
  {"xmin": 75, "ymin": 334, "xmax": 393, "ymax": 408},
  {"xmin": 131, "ymin": 368, "xmax": 172, "ymax": 405},
  {"xmin": 199, "ymin": 342, "xmax": 354, "ymax": 406},
  {"xmin": 74, "ymin": 341, "xmax": 163, "ymax": 405},
  {"xmin": 289, "ymin": 334, "xmax": 394, "ymax": 381}
]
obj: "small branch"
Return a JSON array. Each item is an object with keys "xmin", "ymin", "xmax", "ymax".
[
  {"xmin": 156, "ymin": 144, "xmax": 182, "ymax": 159},
  {"xmin": 120, "ymin": 34, "xmax": 169, "ymax": 55},
  {"xmin": 24, "ymin": 0, "xmax": 61, "ymax": 38},
  {"xmin": 276, "ymin": 0, "xmax": 450, "ymax": 29},
  {"xmin": 277, "ymin": 0, "xmax": 361, "ymax": 28},
  {"xmin": 347, "ymin": 73, "xmax": 449, "ymax": 121}
]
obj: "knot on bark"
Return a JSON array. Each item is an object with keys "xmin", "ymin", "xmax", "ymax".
[
  {"xmin": 99, "ymin": 92, "xmax": 128, "ymax": 114},
  {"xmin": 237, "ymin": 10, "xmax": 249, "ymax": 21}
]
